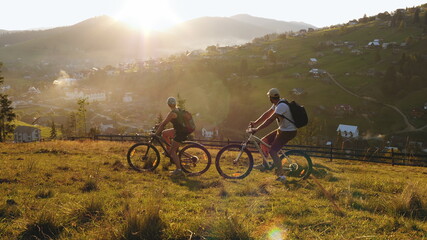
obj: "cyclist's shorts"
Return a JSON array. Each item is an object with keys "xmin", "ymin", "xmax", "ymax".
[
  {"xmin": 174, "ymin": 131, "xmax": 189, "ymax": 143},
  {"xmin": 270, "ymin": 130, "xmax": 297, "ymax": 152}
]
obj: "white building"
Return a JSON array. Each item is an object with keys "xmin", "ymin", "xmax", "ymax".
[
  {"xmin": 337, "ymin": 124, "xmax": 359, "ymax": 138},
  {"xmin": 14, "ymin": 126, "xmax": 41, "ymax": 143},
  {"xmin": 65, "ymin": 89, "xmax": 106, "ymax": 102},
  {"xmin": 123, "ymin": 92, "xmax": 133, "ymax": 103}
]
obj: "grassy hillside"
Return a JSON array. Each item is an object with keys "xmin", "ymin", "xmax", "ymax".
[
  {"xmin": 2, "ymin": 6, "xmax": 427, "ymax": 141},
  {"xmin": 0, "ymin": 141, "xmax": 426, "ymax": 239}
]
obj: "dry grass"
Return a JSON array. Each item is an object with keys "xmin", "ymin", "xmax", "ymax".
[{"xmin": 0, "ymin": 140, "xmax": 426, "ymax": 239}]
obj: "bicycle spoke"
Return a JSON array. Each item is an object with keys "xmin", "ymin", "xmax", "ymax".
[
  {"xmin": 281, "ymin": 150, "xmax": 312, "ymax": 180},
  {"xmin": 127, "ymin": 143, "xmax": 160, "ymax": 171},
  {"xmin": 215, "ymin": 145, "xmax": 253, "ymax": 179},
  {"xmin": 179, "ymin": 144, "xmax": 211, "ymax": 175}
]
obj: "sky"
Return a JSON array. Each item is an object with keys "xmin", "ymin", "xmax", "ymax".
[{"xmin": 1, "ymin": 0, "xmax": 426, "ymax": 31}]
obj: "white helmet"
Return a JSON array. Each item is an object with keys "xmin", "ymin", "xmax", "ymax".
[
  {"xmin": 267, "ymin": 88, "xmax": 280, "ymax": 98},
  {"xmin": 167, "ymin": 97, "xmax": 176, "ymax": 106}
]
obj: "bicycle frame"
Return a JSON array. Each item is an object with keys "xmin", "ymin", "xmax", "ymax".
[
  {"xmin": 241, "ymin": 133, "xmax": 291, "ymax": 168},
  {"xmin": 148, "ymin": 135, "xmax": 170, "ymax": 157},
  {"xmin": 148, "ymin": 134, "xmax": 198, "ymax": 160}
]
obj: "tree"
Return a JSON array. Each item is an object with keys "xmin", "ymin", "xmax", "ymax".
[
  {"xmin": 156, "ymin": 113, "xmax": 163, "ymax": 124},
  {"xmin": 77, "ymin": 98, "xmax": 89, "ymax": 136},
  {"xmin": 0, "ymin": 95, "xmax": 16, "ymax": 142},
  {"xmin": 374, "ymin": 49, "xmax": 381, "ymax": 62},
  {"xmin": 240, "ymin": 59, "xmax": 248, "ymax": 79},
  {"xmin": 413, "ymin": 7, "xmax": 420, "ymax": 24},
  {"xmin": 381, "ymin": 66, "xmax": 397, "ymax": 97},
  {"xmin": 267, "ymin": 50, "xmax": 277, "ymax": 64},
  {"xmin": 177, "ymin": 93, "xmax": 186, "ymax": 110},
  {"xmin": 0, "ymin": 63, "xmax": 3, "ymax": 85},
  {"xmin": 66, "ymin": 112, "xmax": 78, "ymax": 137},
  {"xmin": 0, "ymin": 63, "xmax": 16, "ymax": 142},
  {"xmin": 50, "ymin": 120, "xmax": 57, "ymax": 139},
  {"xmin": 206, "ymin": 45, "xmax": 218, "ymax": 54},
  {"xmin": 88, "ymin": 127, "xmax": 100, "ymax": 138}
]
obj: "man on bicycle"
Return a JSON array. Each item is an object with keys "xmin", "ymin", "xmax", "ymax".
[
  {"xmin": 249, "ymin": 88, "xmax": 297, "ymax": 182},
  {"xmin": 154, "ymin": 97, "xmax": 189, "ymax": 176}
]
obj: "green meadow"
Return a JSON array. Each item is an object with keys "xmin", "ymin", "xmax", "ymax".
[{"xmin": 0, "ymin": 140, "xmax": 426, "ymax": 239}]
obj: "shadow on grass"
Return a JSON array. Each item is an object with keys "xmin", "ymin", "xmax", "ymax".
[{"xmin": 170, "ymin": 176, "xmax": 205, "ymax": 191}]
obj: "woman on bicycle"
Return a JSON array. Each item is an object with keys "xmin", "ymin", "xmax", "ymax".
[
  {"xmin": 154, "ymin": 97, "xmax": 189, "ymax": 176},
  {"xmin": 249, "ymin": 88, "xmax": 297, "ymax": 182}
]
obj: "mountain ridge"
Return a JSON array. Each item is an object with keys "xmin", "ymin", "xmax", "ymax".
[{"xmin": 0, "ymin": 14, "xmax": 315, "ymax": 64}]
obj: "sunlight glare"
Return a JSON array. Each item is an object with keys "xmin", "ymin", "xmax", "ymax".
[
  {"xmin": 114, "ymin": 0, "xmax": 178, "ymax": 33},
  {"xmin": 268, "ymin": 227, "xmax": 288, "ymax": 240}
]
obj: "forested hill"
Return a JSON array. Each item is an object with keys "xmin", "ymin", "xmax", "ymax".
[
  {"xmin": 1, "ymin": 5, "xmax": 427, "ymax": 141},
  {"xmin": 0, "ymin": 14, "xmax": 315, "ymax": 64},
  {"xmin": 100, "ymin": 5, "xmax": 427, "ymax": 139}
]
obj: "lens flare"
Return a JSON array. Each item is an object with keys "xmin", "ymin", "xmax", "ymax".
[{"xmin": 268, "ymin": 227, "xmax": 287, "ymax": 240}]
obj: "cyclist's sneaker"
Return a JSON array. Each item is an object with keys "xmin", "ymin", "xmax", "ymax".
[
  {"xmin": 254, "ymin": 162, "xmax": 272, "ymax": 171},
  {"xmin": 253, "ymin": 163, "xmax": 265, "ymax": 170},
  {"xmin": 254, "ymin": 162, "xmax": 268, "ymax": 171},
  {"xmin": 275, "ymin": 175, "xmax": 287, "ymax": 183},
  {"xmin": 170, "ymin": 168, "xmax": 185, "ymax": 177}
]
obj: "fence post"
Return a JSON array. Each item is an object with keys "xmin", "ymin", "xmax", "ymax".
[
  {"xmin": 330, "ymin": 144, "xmax": 333, "ymax": 162},
  {"xmin": 391, "ymin": 148, "xmax": 394, "ymax": 166}
]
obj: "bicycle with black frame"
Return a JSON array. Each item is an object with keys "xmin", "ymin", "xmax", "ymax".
[{"xmin": 127, "ymin": 127, "xmax": 211, "ymax": 176}]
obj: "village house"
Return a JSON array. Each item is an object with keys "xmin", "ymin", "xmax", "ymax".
[
  {"xmin": 291, "ymin": 88, "xmax": 305, "ymax": 96},
  {"xmin": 65, "ymin": 89, "xmax": 107, "ymax": 102},
  {"xmin": 334, "ymin": 104, "xmax": 354, "ymax": 115},
  {"xmin": 100, "ymin": 120, "xmax": 115, "ymax": 133},
  {"xmin": 351, "ymin": 49, "xmax": 363, "ymax": 55},
  {"xmin": 14, "ymin": 126, "xmax": 41, "ymax": 143},
  {"xmin": 337, "ymin": 124, "xmax": 359, "ymax": 138},
  {"xmin": 123, "ymin": 92, "xmax": 133, "ymax": 103},
  {"xmin": 367, "ymin": 39, "xmax": 382, "ymax": 48},
  {"xmin": 308, "ymin": 58, "xmax": 318, "ymax": 66}
]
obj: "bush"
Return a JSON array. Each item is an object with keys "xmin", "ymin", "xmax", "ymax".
[
  {"xmin": 74, "ymin": 198, "xmax": 105, "ymax": 224},
  {"xmin": 0, "ymin": 201, "xmax": 21, "ymax": 220},
  {"xmin": 121, "ymin": 206, "xmax": 166, "ymax": 240},
  {"xmin": 209, "ymin": 214, "xmax": 252, "ymax": 240},
  {"xmin": 81, "ymin": 178, "xmax": 99, "ymax": 192},
  {"xmin": 394, "ymin": 183, "xmax": 426, "ymax": 219},
  {"xmin": 35, "ymin": 189, "xmax": 54, "ymax": 199},
  {"xmin": 20, "ymin": 212, "xmax": 63, "ymax": 240}
]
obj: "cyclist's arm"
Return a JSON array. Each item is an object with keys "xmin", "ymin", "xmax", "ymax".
[
  {"xmin": 155, "ymin": 111, "xmax": 177, "ymax": 135},
  {"xmin": 254, "ymin": 112, "xmax": 280, "ymax": 132},
  {"xmin": 251, "ymin": 108, "xmax": 274, "ymax": 127}
]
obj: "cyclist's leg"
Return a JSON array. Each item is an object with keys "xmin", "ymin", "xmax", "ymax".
[
  {"xmin": 261, "ymin": 130, "xmax": 277, "ymax": 160},
  {"xmin": 269, "ymin": 130, "xmax": 297, "ymax": 176},
  {"xmin": 170, "ymin": 131, "xmax": 188, "ymax": 171},
  {"xmin": 162, "ymin": 128, "xmax": 175, "ymax": 151},
  {"xmin": 169, "ymin": 140, "xmax": 181, "ymax": 169}
]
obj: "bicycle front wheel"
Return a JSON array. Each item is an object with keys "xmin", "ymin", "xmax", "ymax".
[
  {"xmin": 280, "ymin": 150, "xmax": 312, "ymax": 180},
  {"xmin": 215, "ymin": 144, "xmax": 253, "ymax": 179},
  {"xmin": 179, "ymin": 143, "xmax": 211, "ymax": 176},
  {"xmin": 127, "ymin": 143, "xmax": 160, "ymax": 172}
]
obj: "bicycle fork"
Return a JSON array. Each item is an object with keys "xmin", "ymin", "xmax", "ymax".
[{"xmin": 233, "ymin": 143, "xmax": 248, "ymax": 164}]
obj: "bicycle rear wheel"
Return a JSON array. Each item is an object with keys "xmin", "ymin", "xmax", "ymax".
[
  {"xmin": 215, "ymin": 144, "xmax": 253, "ymax": 179},
  {"xmin": 280, "ymin": 150, "xmax": 312, "ymax": 180},
  {"xmin": 179, "ymin": 143, "xmax": 211, "ymax": 176},
  {"xmin": 127, "ymin": 143, "xmax": 160, "ymax": 172}
]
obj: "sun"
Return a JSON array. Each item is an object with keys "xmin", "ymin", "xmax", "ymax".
[{"xmin": 114, "ymin": 0, "xmax": 176, "ymax": 33}]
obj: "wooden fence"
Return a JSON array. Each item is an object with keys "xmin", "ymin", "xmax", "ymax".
[{"xmin": 67, "ymin": 134, "xmax": 427, "ymax": 167}]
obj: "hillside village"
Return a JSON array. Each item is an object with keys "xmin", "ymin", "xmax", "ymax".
[{"xmin": 1, "ymin": 6, "xmax": 427, "ymax": 152}]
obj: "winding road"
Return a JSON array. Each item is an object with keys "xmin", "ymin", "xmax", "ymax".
[{"xmin": 326, "ymin": 72, "xmax": 426, "ymax": 133}]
